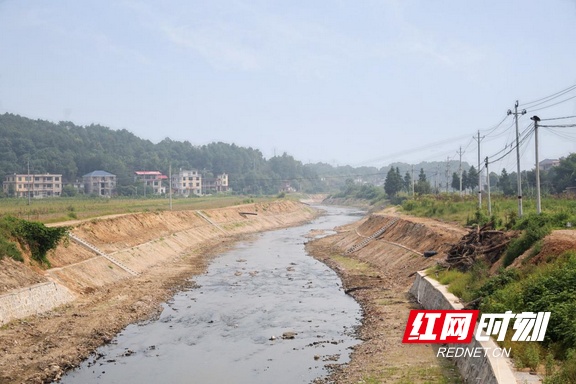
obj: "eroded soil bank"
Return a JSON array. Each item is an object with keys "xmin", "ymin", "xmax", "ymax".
[
  {"xmin": 306, "ymin": 208, "xmax": 468, "ymax": 383},
  {"xmin": 0, "ymin": 200, "xmax": 318, "ymax": 384},
  {"xmin": 306, "ymin": 207, "xmax": 576, "ymax": 383}
]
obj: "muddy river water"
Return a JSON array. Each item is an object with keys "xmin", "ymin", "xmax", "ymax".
[{"xmin": 59, "ymin": 206, "xmax": 365, "ymax": 384}]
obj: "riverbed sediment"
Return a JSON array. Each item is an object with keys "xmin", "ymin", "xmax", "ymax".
[
  {"xmin": 0, "ymin": 200, "xmax": 318, "ymax": 384},
  {"xmin": 306, "ymin": 208, "xmax": 467, "ymax": 383}
]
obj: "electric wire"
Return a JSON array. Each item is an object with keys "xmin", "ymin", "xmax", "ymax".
[
  {"xmin": 520, "ymin": 83, "xmax": 576, "ymax": 107},
  {"xmin": 526, "ymin": 94, "xmax": 576, "ymax": 113},
  {"xmin": 539, "ymin": 115, "xmax": 576, "ymax": 121}
]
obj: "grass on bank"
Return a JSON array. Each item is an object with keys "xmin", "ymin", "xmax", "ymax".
[
  {"xmin": 0, "ymin": 194, "xmax": 283, "ymax": 224},
  {"xmin": 400, "ymin": 194, "xmax": 576, "ymax": 227},
  {"xmin": 403, "ymin": 194, "xmax": 576, "ymax": 381}
]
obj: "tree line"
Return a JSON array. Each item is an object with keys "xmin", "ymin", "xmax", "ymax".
[
  {"xmin": 2, "ymin": 113, "xmax": 573, "ymax": 198},
  {"xmin": 0, "ymin": 113, "xmax": 330, "ymax": 196},
  {"xmin": 383, "ymin": 158, "xmax": 576, "ymax": 198}
]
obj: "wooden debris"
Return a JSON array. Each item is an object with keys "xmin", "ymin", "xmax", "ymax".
[{"xmin": 444, "ymin": 222, "xmax": 517, "ymax": 271}]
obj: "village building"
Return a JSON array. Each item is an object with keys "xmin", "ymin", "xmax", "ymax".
[
  {"xmin": 202, "ymin": 173, "xmax": 229, "ymax": 194},
  {"xmin": 539, "ymin": 158, "xmax": 560, "ymax": 171},
  {"xmin": 171, "ymin": 169, "xmax": 202, "ymax": 196},
  {"xmin": 82, "ymin": 170, "xmax": 116, "ymax": 197},
  {"xmin": 2, "ymin": 173, "xmax": 62, "ymax": 198},
  {"xmin": 134, "ymin": 171, "xmax": 167, "ymax": 195}
]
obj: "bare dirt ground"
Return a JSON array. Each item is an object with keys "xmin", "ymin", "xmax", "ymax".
[
  {"xmin": 306, "ymin": 210, "xmax": 467, "ymax": 383},
  {"xmin": 307, "ymin": 208, "xmax": 576, "ymax": 383},
  {"xmin": 2, "ymin": 200, "xmax": 575, "ymax": 384},
  {"xmin": 0, "ymin": 236, "xmax": 246, "ymax": 384},
  {"xmin": 0, "ymin": 200, "xmax": 318, "ymax": 384}
]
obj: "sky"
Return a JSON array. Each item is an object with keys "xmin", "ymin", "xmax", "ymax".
[{"xmin": 1, "ymin": 0, "xmax": 576, "ymax": 173}]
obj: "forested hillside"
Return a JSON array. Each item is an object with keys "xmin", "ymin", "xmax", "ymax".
[{"xmin": 0, "ymin": 113, "xmax": 332, "ymax": 195}]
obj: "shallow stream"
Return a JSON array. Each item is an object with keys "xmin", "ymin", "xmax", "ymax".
[{"xmin": 59, "ymin": 205, "xmax": 365, "ymax": 384}]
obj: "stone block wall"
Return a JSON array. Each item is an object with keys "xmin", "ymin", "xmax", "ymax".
[{"xmin": 0, "ymin": 281, "xmax": 75, "ymax": 325}]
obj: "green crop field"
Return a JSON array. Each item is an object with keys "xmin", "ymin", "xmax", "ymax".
[{"xmin": 0, "ymin": 195, "xmax": 275, "ymax": 224}]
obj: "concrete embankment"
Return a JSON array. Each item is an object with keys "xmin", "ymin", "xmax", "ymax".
[
  {"xmin": 409, "ymin": 271, "xmax": 517, "ymax": 384},
  {"xmin": 0, "ymin": 200, "xmax": 317, "ymax": 325},
  {"xmin": 306, "ymin": 210, "xmax": 469, "ymax": 383},
  {"xmin": 311, "ymin": 208, "xmax": 523, "ymax": 384}
]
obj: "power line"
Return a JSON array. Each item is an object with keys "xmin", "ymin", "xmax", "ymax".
[
  {"xmin": 540, "ymin": 124, "xmax": 576, "ymax": 128},
  {"xmin": 351, "ymin": 133, "xmax": 472, "ymax": 166},
  {"xmin": 488, "ymin": 124, "xmax": 534, "ymax": 164},
  {"xmin": 526, "ymin": 94, "xmax": 576, "ymax": 113},
  {"xmin": 540, "ymin": 115, "xmax": 576, "ymax": 121},
  {"xmin": 520, "ymin": 83, "xmax": 576, "ymax": 107},
  {"xmin": 479, "ymin": 115, "xmax": 510, "ymax": 136}
]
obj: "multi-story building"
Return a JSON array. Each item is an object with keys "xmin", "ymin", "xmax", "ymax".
[
  {"xmin": 203, "ymin": 173, "xmax": 229, "ymax": 194},
  {"xmin": 2, "ymin": 173, "xmax": 62, "ymax": 198},
  {"xmin": 171, "ymin": 169, "xmax": 202, "ymax": 196},
  {"xmin": 134, "ymin": 171, "xmax": 167, "ymax": 195},
  {"xmin": 82, "ymin": 170, "xmax": 116, "ymax": 197},
  {"xmin": 539, "ymin": 159, "xmax": 560, "ymax": 172}
]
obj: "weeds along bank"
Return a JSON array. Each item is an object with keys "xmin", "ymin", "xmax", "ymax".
[
  {"xmin": 332, "ymin": 211, "xmax": 467, "ymax": 286},
  {"xmin": 0, "ymin": 200, "xmax": 317, "ymax": 324}
]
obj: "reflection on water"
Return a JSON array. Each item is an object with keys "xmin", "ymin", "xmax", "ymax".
[{"xmin": 59, "ymin": 206, "xmax": 365, "ymax": 384}]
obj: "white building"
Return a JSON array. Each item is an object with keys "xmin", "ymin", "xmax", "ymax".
[
  {"xmin": 3, "ymin": 173, "xmax": 63, "ymax": 198},
  {"xmin": 171, "ymin": 169, "xmax": 202, "ymax": 196}
]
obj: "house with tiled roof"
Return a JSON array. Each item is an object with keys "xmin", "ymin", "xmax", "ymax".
[
  {"xmin": 134, "ymin": 171, "xmax": 167, "ymax": 195},
  {"xmin": 82, "ymin": 170, "xmax": 116, "ymax": 197}
]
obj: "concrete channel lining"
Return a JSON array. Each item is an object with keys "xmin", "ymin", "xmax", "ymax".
[
  {"xmin": 409, "ymin": 271, "xmax": 518, "ymax": 384},
  {"xmin": 0, "ymin": 281, "xmax": 76, "ymax": 326}
]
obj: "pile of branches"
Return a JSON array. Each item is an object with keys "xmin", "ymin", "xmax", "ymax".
[{"xmin": 443, "ymin": 222, "xmax": 515, "ymax": 271}]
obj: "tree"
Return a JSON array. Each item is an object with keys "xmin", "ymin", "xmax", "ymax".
[
  {"xmin": 498, "ymin": 168, "xmax": 515, "ymax": 196},
  {"xmin": 461, "ymin": 170, "xmax": 468, "ymax": 192},
  {"xmin": 549, "ymin": 154, "xmax": 576, "ymax": 193},
  {"xmin": 415, "ymin": 168, "xmax": 431, "ymax": 195},
  {"xmin": 61, "ymin": 185, "xmax": 77, "ymax": 197},
  {"xmin": 451, "ymin": 172, "xmax": 460, "ymax": 192},
  {"xmin": 403, "ymin": 171, "xmax": 412, "ymax": 193},
  {"xmin": 466, "ymin": 166, "xmax": 478, "ymax": 191},
  {"xmin": 384, "ymin": 167, "xmax": 403, "ymax": 197}
]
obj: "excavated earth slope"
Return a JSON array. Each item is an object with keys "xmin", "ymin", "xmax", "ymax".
[
  {"xmin": 307, "ymin": 209, "xmax": 468, "ymax": 383},
  {"xmin": 308, "ymin": 208, "xmax": 576, "ymax": 383},
  {"xmin": 0, "ymin": 200, "xmax": 317, "ymax": 384}
]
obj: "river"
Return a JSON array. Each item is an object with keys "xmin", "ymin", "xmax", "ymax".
[{"xmin": 59, "ymin": 205, "xmax": 365, "ymax": 384}]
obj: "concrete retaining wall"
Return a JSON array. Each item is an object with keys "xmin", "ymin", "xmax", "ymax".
[
  {"xmin": 0, "ymin": 281, "xmax": 76, "ymax": 326},
  {"xmin": 409, "ymin": 271, "xmax": 518, "ymax": 384}
]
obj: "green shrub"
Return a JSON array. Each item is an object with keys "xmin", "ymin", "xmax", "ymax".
[
  {"xmin": 482, "ymin": 251, "xmax": 576, "ymax": 355},
  {"xmin": 14, "ymin": 219, "xmax": 69, "ymax": 265},
  {"xmin": 546, "ymin": 349, "xmax": 576, "ymax": 384},
  {"xmin": 502, "ymin": 213, "xmax": 556, "ymax": 267},
  {"xmin": 0, "ymin": 239, "xmax": 23, "ymax": 262}
]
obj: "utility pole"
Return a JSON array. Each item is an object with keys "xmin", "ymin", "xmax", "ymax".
[
  {"xmin": 531, "ymin": 115, "xmax": 542, "ymax": 214},
  {"xmin": 434, "ymin": 165, "xmax": 439, "ymax": 194},
  {"xmin": 508, "ymin": 101, "xmax": 526, "ymax": 217},
  {"xmin": 169, "ymin": 163, "xmax": 173, "ymax": 210},
  {"xmin": 485, "ymin": 156, "xmax": 492, "ymax": 216},
  {"xmin": 475, "ymin": 131, "xmax": 484, "ymax": 210},
  {"xmin": 457, "ymin": 146, "xmax": 464, "ymax": 196},
  {"xmin": 27, "ymin": 160, "xmax": 31, "ymax": 205},
  {"xmin": 445, "ymin": 156, "xmax": 450, "ymax": 193},
  {"xmin": 411, "ymin": 165, "xmax": 415, "ymax": 196}
]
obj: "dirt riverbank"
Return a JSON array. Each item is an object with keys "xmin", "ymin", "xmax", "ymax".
[
  {"xmin": 307, "ymin": 207, "xmax": 576, "ymax": 383},
  {"xmin": 0, "ymin": 200, "xmax": 318, "ymax": 384},
  {"xmin": 306, "ymin": 208, "xmax": 468, "ymax": 383},
  {"xmin": 4, "ymin": 200, "xmax": 574, "ymax": 384}
]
